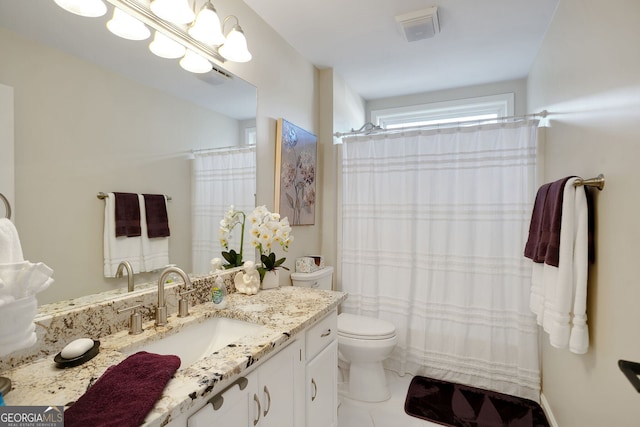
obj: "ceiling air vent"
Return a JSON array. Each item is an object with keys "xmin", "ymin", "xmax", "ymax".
[{"xmin": 395, "ymin": 6, "xmax": 440, "ymax": 42}]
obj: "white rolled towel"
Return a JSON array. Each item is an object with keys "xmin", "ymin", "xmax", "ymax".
[{"xmin": 0, "ymin": 218, "xmax": 24, "ymax": 263}]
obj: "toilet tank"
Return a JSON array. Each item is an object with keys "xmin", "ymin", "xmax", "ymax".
[{"xmin": 290, "ymin": 266, "xmax": 334, "ymax": 290}]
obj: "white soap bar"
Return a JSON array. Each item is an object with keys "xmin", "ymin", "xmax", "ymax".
[{"xmin": 60, "ymin": 338, "xmax": 94, "ymax": 359}]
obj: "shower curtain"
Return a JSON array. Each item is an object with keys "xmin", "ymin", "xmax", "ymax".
[
  {"xmin": 340, "ymin": 121, "xmax": 540, "ymax": 401},
  {"xmin": 191, "ymin": 146, "xmax": 256, "ymax": 274}
]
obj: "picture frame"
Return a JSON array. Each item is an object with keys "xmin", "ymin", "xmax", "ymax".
[{"xmin": 275, "ymin": 118, "xmax": 317, "ymax": 226}]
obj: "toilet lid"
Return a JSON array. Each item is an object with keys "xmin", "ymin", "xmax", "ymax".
[{"xmin": 337, "ymin": 313, "xmax": 396, "ymax": 340}]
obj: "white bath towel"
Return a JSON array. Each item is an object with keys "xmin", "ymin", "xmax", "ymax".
[
  {"xmin": 103, "ymin": 193, "xmax": 143, "ymax": 277},
  {"xmin": 0, "ymin": 218, "xmax": 24, "ymax": 263},
  {"xmin": 529, "ymin": 177, "xmax": 589, "ymax": 354},
  {"xmin": 139, "ymin": 194, "xmax": 169, "ymax": 272}
]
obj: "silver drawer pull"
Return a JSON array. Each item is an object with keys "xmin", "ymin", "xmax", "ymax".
[
  {"xmin": 253, "ymin": 394, "xmax": 261, "ymax": 426},
  {"xmin": 320, "ymin": 329, "xmax": 331, "ymax": 337},
  {"xmin": 263, "ymin": 385, "xmax": 271, "ymax": 417},
  {"xmin": 208, "ymin": 376, "xmax": 249, "ymax": 411}
]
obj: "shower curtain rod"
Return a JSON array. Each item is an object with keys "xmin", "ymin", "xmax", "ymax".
[
  {"xmin": 333, "ymin": 110, "xmax": 548, "ymax": 138},
  {"xmin": 190, "ymin": 145, "xmax": 256, "ymax": 155}
]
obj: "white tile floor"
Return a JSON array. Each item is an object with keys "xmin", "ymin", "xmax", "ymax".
[{"xmin": 337, "ymin": 370, "xmax": 440, "ymax": 427}]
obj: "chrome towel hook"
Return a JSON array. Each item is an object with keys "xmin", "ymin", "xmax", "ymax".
[{"xmin": 0, "ymin": 192, "xmax": 11, "ymax": 219}]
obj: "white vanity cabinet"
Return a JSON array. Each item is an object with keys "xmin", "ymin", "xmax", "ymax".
[
  {"xmin": 305, "ymin": 310, "xmax": 338, "ymax": 427},
  {"xmin": 187, "ymin": 339, "xmax": 303, "ymax": 427},
  {"xmin": 186, "ymin": 309, "xmax": 339, "ymax": 427}
]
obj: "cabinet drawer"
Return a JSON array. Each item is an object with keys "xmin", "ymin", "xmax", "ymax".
[{"xmin": 306, "ymin": 310, "xmax": 337, "ymax": 361}]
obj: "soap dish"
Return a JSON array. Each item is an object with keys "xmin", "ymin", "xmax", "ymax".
[{"xmin": 54, "ymin": 340, "xmax": 100, "ymax": 368}]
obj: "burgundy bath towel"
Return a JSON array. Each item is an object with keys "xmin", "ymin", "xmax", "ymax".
[
  {"xmin": 64, "ymin": 351, "xmax": 180, "ymax": 427},
  {"xmin": 113, "ymin": 192, "xmax": 141, "ymax": 237},
  {"xmin": 143, "ymin": 194, "xmax": 170, "ymax": 238},
  {"xmin": 524, "ymin": 176, "xmax": 573, "ymax": 267}
]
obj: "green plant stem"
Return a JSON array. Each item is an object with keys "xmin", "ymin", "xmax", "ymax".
[{"xmin": 238, "ymin": 211, "xmax": 246, "ymax": 263}]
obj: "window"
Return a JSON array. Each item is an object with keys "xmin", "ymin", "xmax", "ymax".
[{"xmin": 371, "ymin": 93, "xmax": 514, "ymax": 130}]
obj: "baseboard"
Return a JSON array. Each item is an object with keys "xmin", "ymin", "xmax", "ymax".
[{"xmin": 540, "ymin": 393, "xmax": 559, "ymax": 427}]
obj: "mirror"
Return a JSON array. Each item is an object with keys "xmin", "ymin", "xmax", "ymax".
[{"xmin": 0, "ymin": 1, "xmax": 257, "ymax": 305}]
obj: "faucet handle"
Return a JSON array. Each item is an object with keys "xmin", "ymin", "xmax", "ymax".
[
  {"xmin": 117, "ymin": 304, "xmax": 143, "ymax": 335},
  {"xmin": 178, "ymin": 289, "xmax": 197, "ymax": 318}
]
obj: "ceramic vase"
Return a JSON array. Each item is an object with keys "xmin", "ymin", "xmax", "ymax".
[{"xmin": 261, "ymin": 269, "xmax": 279, "ymax": 289}]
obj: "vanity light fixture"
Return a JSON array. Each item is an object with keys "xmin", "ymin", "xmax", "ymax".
[
  {"xmin": 149, "ymin": 31, "xmax": 186, "ymax": 59},
  {"xmin": 106, "ymin": 7, "xmax": 151, "ymax": 41},
  {"xmin": 54, "ymin": 0, "xmax": 107, "ymax": 17},
  {"xmin": 52, "ymin": 0, "xmax": 253, "ymax": 75},
  {"xmin": 218, "ymin": 16, "xmax": 252, "ymax": 63}
]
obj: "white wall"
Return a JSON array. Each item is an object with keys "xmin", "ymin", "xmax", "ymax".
[
  {"xmin": 0, "ymin": 84, "xmax": 13, "ymax": 220},
  {"xmin": 318, "ymin": 69, "xmax": 366, "ymax": 289},
  {"xmin": 528, "ymin": 0, "xmax": 640, "ymax": 425}
]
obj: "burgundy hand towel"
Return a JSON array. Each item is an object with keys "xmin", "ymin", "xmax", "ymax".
[
  {"xmin": 143, "ymin": 194, "xmax": 170, "ymax": 238},
  {"xmin": 524, "ymin": 183, "xmax": 550, "ymax": 261},
  {"xmin": 524, "ymin": 176, "xmax": 573, "ymax": 267},
  {"xmin": 114, "ymin": 192, "xmax": 141, "ymax": 237},
  {"xmin": 64, "ymin": 351, "xmax": 180, "ymax": 427}
]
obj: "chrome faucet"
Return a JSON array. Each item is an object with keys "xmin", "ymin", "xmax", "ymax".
[
  {"xmin": 115, "ymin": 261, "xmax": 135, "ymax": 292},
  {"xmin": 156, "ymin": 266, "xmax": 192, "ymax": 326}
]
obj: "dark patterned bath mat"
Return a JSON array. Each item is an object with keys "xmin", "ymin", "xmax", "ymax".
[{"xmin": 404, "ymin": 376, "xmax": 549, "ymax": 427}]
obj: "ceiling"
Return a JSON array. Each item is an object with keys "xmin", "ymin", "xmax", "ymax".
[
  {"xmin": 1, "ymin": 1, "xmax": 559, "ymax": 112},
  {"xmin": 242, "ymin": 0, "xmax": 559, "ymax": 101}
]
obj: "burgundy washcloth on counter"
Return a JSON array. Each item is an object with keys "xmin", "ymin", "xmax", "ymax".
[
  {"xmin": 524, "ymin": 176, "xmax": 573, "ymax": 267},
  {"xmin": 64, "ymin": 351, "xmax": 180, "ymax": 427},
  {"xmin": 114, "ymin": 192, "xmax": 141, "ymax": 237},
  {"xmin": 143, "ymin": 194, "xmax": 170, "ymax": 238}
]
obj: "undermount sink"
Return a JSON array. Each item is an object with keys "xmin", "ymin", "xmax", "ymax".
[{"xmin": 121, "ymin": 317, "xmax": 267, "ymax": 368}]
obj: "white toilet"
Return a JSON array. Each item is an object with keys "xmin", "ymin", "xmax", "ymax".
[{"xmin": 290, "ymin": 266, "xmax": 398, "ymax": 402}]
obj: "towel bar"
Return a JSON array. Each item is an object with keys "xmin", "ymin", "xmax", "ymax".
[
  {"xmin": 0, "ymin": 192, "xmax": 11, "ymax": 219},
  {"xmin": 97, "ymin": 192, "xmax": 172, "ymax": 201},
  {"xmin": 574, "ymin": 174, "xmax": 605, "ymax": 191}
]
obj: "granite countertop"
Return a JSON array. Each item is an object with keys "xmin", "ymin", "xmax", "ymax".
[{"xmin": 1, "ymin": 286, "xmax": 347, "ymax": 426}]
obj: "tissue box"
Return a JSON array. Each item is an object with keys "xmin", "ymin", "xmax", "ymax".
[{"xmin": 295, "ymin": 256, "xmax": 325, "ymax": 273}]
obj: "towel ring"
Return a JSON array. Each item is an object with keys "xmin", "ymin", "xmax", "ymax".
[{"xmin": 0, "ymin": 192, "xmax": 10, "ymax": 219}]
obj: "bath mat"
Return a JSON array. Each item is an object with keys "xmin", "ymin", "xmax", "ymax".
[{"xmin": 404, "ymin": 376, "xmax": 549, "ymax": 427}]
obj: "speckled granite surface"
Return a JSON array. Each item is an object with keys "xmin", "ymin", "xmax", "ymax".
[{"xmin": 1, "ymin": 285, "xmax": 346, "ymax": 427}]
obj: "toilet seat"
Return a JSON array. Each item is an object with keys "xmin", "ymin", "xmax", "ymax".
[{"xmin": 337, "ymin": 313, "xmax": 396, "ymax": 340}]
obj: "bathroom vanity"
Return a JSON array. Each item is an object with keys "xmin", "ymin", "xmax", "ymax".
[{"xmin": 0, "ymin": 278, "xmax": 346, "ymax": 427}]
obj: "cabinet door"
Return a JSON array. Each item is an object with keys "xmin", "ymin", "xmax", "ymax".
[
  {"xmin": 306, "ymin": 339, "xmax": 337, "ymax": 427},
  {"xmin": 259, "ymin": 341, "xmax": 303, "ymax": 427},
  {"xmin": 188, "ymin": 372, "xmax": 259, "ymax": 427}
]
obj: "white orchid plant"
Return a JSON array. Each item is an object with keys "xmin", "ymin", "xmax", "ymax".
[
  {"xmin": 248, "ymin": 205, "xmax": 294, "ymax": 280},
  {"xmin": 219, "ymin": 205, "xmax": 246, "ymax": 268}
]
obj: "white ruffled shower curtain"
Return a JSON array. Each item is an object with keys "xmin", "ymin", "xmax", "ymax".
[
  {"xmin": 191, "ymin": 146, "xmax": 256, "ymax": 274},
  {"xmin": 340, "ymin": 121, "xmax": 541, "ymax": 401}
]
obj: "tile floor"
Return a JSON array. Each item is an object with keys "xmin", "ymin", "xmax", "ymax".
[{"xmin": 337, "ymin": 370, "xmax": 439, "ymax": 427}]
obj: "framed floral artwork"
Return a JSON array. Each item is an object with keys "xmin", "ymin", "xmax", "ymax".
[{"xmin": 275, "ymin": 118, "xmax": 317, "ymax": 225}]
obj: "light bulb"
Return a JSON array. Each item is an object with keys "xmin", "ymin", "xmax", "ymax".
[
  {"xmin": 149, "ymin": 31, "xmax": 186, "ymax": 59},
  {"xmin": 107, "ymin": 8, "xmax": 150, "ymax": 41},
  {"xmin": 150, "ymin": 0, "xmax": 195, "ymax": 25},
  {"xmin": 179, "ymin": 50, "xmax": 213, "ymax": 73},
  {"xmin": 53, "ymin": 0, "xmax": 107, "ymax": 17},
  {"xmin": 188, "ymin": 2, "xmax": 225, "ymax": 46},
  {"xmin": 219, "ymin": 26, "xmax": 252, "ymax": 63}
]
